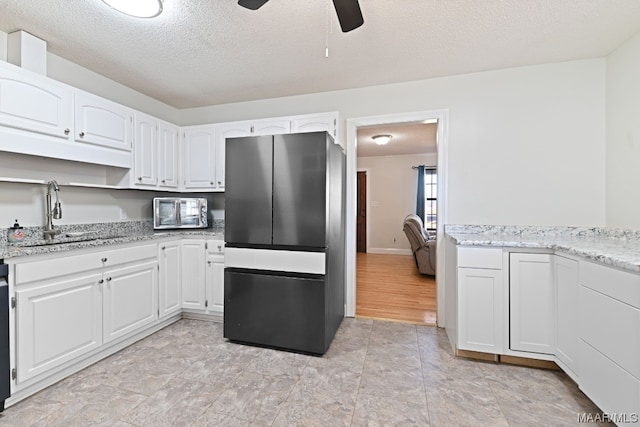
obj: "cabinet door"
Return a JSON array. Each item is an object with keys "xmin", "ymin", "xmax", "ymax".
[
  {"xmin": 102, "ymin": 260, "xmax": 158, "ymax": 344},
  {"xmin": 16, "ymin": 273, "xmax": 103, "ymax": 383},
  {"xmin": 215, "ymin": 122, "xmax": 252, "ymax": 190},
  {"xmin": 158, "ymin": 122, "xmax": 179, "ymax": 189},
  {"xmin": 0, "ymin": 64, "xmax": 72, "ymax": 139},
  {"xmin": 509, "ymin": 253, "xmax": 554, "ymax": 354},
  {"xmin": 554, "ymin": 255, "xmax": 578, "ymax": 375},
  {"xmin": 206, "ymin": 253, "xmax": 225, "ymax": 314},
  {"xmin": 292, "ymin": 115, "xmax": 336, "ymax": 137},
  {"xmin": 457, "ymin": 267, "xmax": 503, "ymax": 353},
  {"xmin": 183, "ymin": 126, "xmax": 216, "ymax": 189},
  {"xmin": 74, "ymin": 91, "xmax": 132, "ymax": 151},
  {"xmin": 252, "ymin": 120, "xmax": 291, "ymax": 136},
  {"xmin": 133, "ymin": 112, "xmax": 157, "ymax": 186},
  {"xmin": 181, "ymin": 240, "xmax": 206, "ymax": 310},
  {"xmin": 159, "ymin": 241, "xmax": 181, "ymax": 319}
]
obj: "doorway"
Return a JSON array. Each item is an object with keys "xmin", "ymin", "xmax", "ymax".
[
  {"xmin": 345, "ymin": 110, "xmax": 449, "ymax": 327},
  {"xmin": 356, "ymin": 171, "xmax": 367, "ymax": 253}
]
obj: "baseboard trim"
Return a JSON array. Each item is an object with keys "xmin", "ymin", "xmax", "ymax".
[{"xmin": 367, "ymin": 248, "xmax": 412, "ymax": 256}]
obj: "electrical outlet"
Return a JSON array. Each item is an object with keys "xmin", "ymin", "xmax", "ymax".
[{"xmin": 119, "ymin": 208, "xmax": 128, "ymax": 220}]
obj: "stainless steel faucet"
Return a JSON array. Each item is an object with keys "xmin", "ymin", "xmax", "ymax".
[{"xmin": 44, "ymin": 180, "xmax": 62, "ymax": 241}]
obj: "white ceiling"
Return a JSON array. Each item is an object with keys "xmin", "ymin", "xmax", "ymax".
[
  {"xmin": 357, "ymin": 122, "xmax": 437, "ymax": 158},
  {"xmin": 1, "ymin": 1, "xmax": 640, "ymax": 109}
]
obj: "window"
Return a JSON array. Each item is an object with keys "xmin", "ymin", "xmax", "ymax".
[{"xmin": 424, "ymin": 168, "xmax": 437, "ymax": 231}]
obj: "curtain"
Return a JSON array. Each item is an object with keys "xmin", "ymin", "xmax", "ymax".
[{"xmin": 416, "ymin": 165, "xmax": 425, "ymax": 223}]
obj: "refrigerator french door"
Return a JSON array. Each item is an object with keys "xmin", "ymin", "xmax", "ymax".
[{"xmin": 224, "ymin": 132, "xmax": 344, "ymax": 355}]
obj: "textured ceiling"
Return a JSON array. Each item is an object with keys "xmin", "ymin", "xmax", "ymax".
[
  {"xmin": 1, "ymin": 0, "xmax": 640, "ymax": 108},
  {"xmin": 357, "ymin": 122, "xmax": 436, "ymax": 158}
]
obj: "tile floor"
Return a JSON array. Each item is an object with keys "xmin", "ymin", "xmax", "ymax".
[{"xmin": 0, "ymin": 318, "xmax": 606, "ymax": 426}]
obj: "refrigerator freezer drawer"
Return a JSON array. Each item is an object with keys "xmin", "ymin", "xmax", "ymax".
[
  {"xmin": 224, "ymin": 268, "xmax": 327, "ymax": 355},
  {"xmin": 224, "ymin": 247, "xmax": 326, "ymax": 275}
]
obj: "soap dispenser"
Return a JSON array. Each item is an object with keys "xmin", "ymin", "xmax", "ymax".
[{"xmin": 8, "ymin": 219, "xmax": 25, "ymax": 243}]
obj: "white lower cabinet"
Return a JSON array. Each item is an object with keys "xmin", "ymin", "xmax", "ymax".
[
  {"xmin": 158, "ymin": 240, "xmax": 181, "ymax": 319},
  {"xmin": 181, "ymin": 239, "xmax": 225, "ymax": 315},
  {"xmin": 181, "ymin": 240, "xmax": 207, "ymax": 310},
  {"xmin": 15, "ymin": 273, "xmax": 103, "ymax": 383},
  {"xmin": 509, "ymin": 253, "xmax": 554, "ymax": 354},
  {"xmin": 554, "ymin": 255, "xmax": 579, "ymax": 377},
  {"xmin": 13, "ymin": 243, "xmax": 159, "ymax": 386},
  {"xmin": 102, "ymin": 261, "xmax": 158, "ymax": 344},
  {"xmin": 456, "ymin": 247, "xmax": 504, "ymax": 353},
  {"xmin": 206, "ymin": 241, "xmax": 225, "ymax": 314}
]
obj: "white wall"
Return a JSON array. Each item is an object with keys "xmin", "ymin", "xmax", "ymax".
[
  {"xmin": 357, "ymin": 154, "xmax": 436, "ymax": 251},
  {"xmin": 182, "ymin": 59, "xmax": 607, "ymax": 227},
  {"xmin": 606, "ymin": 32, "xmax": 640, "ymax": 228}
]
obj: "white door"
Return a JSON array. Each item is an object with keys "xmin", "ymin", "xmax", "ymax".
[
  {"xmin": 0, "ymin": 64, "xmax": 72, "ymax": 139},
  {"xmin": 206, "ymin": 253, "xmax": 225, "ymax": 314},
  {"xmin": 215, "ymin": 122, "xmax": 252, "ymax": 190},
  {"xmin": 74, "ymin": 91, "xmax": 132, "ymax": 151},
  {"xmin": 133, "ymin": 113, "xmax": 157, "ymax": 186},
  {"xmin": 457, "ymin": 267, "xmax": 504, "ymax": 353},
  {"xmin": 159, "ymin": 241, "xmax": 181, "ymax": 318},
  {"xmin": 554, "ymin": 255, "xmax": 578, "ymax": 375},
  {"xmin": 509, "ymin": 253, "xmax": 555, "ymax": 354},
  {"xmin": 183, "ymin": 126, "xmax": 216, "ymax": 189},
  {"xmin": 15, "ymin": 273, "xmax": 103, "ymax": 383},
  {"xmin": 181, "ymin": 240, "xmax": 206, "ymax": 310},
  {"xmin": 158, "ymin": 122, "xmax": 179, "ymax": 189},
  {"xmin": 102, "ymin": 261, "xmax": 158, "ymax": 343}
]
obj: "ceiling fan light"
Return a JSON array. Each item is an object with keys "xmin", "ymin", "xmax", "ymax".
[
  {"xmin": 372, "ymin": 134, "xmax": 392, "ymax": 145},
  {"xmin": 101, "ymin": 0, "xmax": 163, "ymax": 18}
]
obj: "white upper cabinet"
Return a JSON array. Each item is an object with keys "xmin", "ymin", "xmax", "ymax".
[
  {"xmin": 292, "ymin": 114, "xmax": 336, "ymax": 137},
  {"xmin": 74, "ymin": 90, "xmax": 132, "ymax": 151},
  {"xmin": 133, "ymin": 112, "xmax": 157, "ymax": 186},
  {"xmin": 0, "ymin": 62, "xmax": 72, "ymax": 139},
  {"xmin": 158, "ymin": 121, "xmax": 179, "ymax": 189},
  {"xmin": 214, "ymin": 122, "xmax": 252, "ymax": 190},
  {"xmin": 252, "ymin": 119, "xmax": 291, "ymax": 136},
  {"xmin": 183, "ymin": 125, "xmax": 216, "ymax": 190}
]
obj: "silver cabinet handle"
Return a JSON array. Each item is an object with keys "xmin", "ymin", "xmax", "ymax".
[
  {"xmin": 64, "ymin": 128, "xmax": 70, "ymax": 135},
  {"xmin": 79, "ymin": 131, "xmax": 85, "ymax": 138},
  {"xmin": 210, "ymin": 181, "xmax": 214, "ymax": 185},
  {"xmin": 106, "ymin": 277, "xmax": 112, "ymax": 282},
  {"xmin": 161, "ymin": 179, "xmax": 166, "ymax": 184},
  {"xmin": 98, "ymin": 279, "xmax": 104, "ymax": 284},
  {"xmin": 101, "ymin": 257, "xmax": 107, "ymax": 262},
  {"xmin": 217, "ymin": 181, "xmax": 222, "ymax": 185},
  {"xmin": 138, "ymin": 177, "xmax": 142, "ymax": 181},
  {"xmin": 207, "ymin": 260, "xmax": 212, "ymax": 266},
  {"xmin": 161, "ymin": 246, "xmax": 166, "ymax": 250},
  {"xmin": 217, "ymin": 245, "xmax": 222, "ymax": 251}
]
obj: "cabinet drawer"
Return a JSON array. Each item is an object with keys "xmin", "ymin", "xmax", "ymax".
[
  {"xmin": 14, "ymin": 243, "xmax": 157, "ymax": 284},
  {"xmin": 579, "ymin": 260, "xmax": 640, "ymax": 309},
  {"xmin": 579, "ymin": 339, "xmax": 640, "ymax": 421},
  {"xmin": 579, "ymin": 285, "xmax": 640, "ymax": 378},
  {"xmin": 457, "ymin": 247, "xmax": 502, "ymax": 269},
  {"xmin": 207, "ymin": 240, "xmax": 225, "ymax": 254}
]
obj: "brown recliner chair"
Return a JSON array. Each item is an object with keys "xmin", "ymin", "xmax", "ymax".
[{"xmin": 403, "ymin": 214, "xmax": 436, "ymax": 276}]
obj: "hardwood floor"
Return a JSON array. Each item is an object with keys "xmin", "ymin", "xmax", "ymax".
[{"xmin": 356, "ymin": 253, "xmax": 437, "ymax": 325}]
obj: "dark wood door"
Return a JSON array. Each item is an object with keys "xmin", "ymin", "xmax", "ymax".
[{"xmin": 357, "ymin": 171, "xmax": 367, "ymax": 252}]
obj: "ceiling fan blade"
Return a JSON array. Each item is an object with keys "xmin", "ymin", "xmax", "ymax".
[
  {"xmin": 332, "ymin": 0, "xmax": 364, "ymax": 32},
  {"xmin": 238, "ymin": 0, "xmax": 269, "ymax": 10}
]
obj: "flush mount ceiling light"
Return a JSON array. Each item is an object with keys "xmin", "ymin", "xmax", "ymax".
[
  {"xmin": 101, "ymin": 0, "xmax": 163, "ymax": 18},
  {"xmin": 372, "ymin": 134, "xmax": 392, "ymax": 145}
]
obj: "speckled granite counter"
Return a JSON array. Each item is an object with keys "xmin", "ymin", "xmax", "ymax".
[
  {"xmin": 0, "ymin": 220, "xmax": 224, "ymax": 260},
  {"xmin": 445, "ymin": 225, "xmax": 640, "ymax": 273}
]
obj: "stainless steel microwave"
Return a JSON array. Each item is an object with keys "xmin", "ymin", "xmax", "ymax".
[{"xmin": 153, "ymin": 197, "xmax": 208, "ymax": 229}]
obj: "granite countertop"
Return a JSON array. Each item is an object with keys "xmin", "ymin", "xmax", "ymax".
[
  {"xmin": 445, "ymin": 225, "xmax": 640, "ymax": 274},
  {"xmin": 0, "ymin": 220, "xmax": 224, "ymax": 260}
]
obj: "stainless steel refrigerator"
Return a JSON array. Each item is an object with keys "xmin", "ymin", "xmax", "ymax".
[{"xmin": 224, "ymin": 131, "xmax": 345, "ymax": 355}]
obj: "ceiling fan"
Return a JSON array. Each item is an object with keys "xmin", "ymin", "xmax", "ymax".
[{"xmin": 238, "ymin": 0, "xmax": 364, "ymax": 33}]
